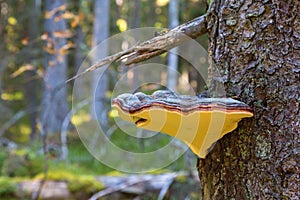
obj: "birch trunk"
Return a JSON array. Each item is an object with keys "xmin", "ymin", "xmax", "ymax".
[
  {"xmin": 41, "ymin": 0, "xmax": 69, "ymax": 134},
  {"xmin": 167, "ymin": 0, "xmax": 179, "ymax": 91},
  {"xmin": 90, "ymin": 0, "xmax": 110, "ymax": 130}
]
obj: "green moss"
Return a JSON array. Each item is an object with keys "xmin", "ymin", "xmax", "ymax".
[
  {"xmin": 1, "ymin": 149, "xmax": 44, "ymax": 177},
  {"xmin": 175, "ymin": 174, "xmax": 187, "ymax": 183},
  {"xmin": 35, "ymin": 170, "xmax": 104, "ymax": 194},
  {"xmin": 106, "ymin": 170, "xmax": 126, "ymax": 176},
  {"xmin": 68, "ymin": 175, "xmax": 104, "ymax": 193},
  {"xmin": 1, "ymin": 152, "xmax": 28, "ymax": 177},
  {"xmin": 147, "ymin": 168, "xmax": 170, "ymax": 174},
  {"xmin": 35, "ymin": 170, "xmax": 74, "ymax": 181},
  {"xmin": 0, "ymin": 177, "xmax": 18, "ymax": 198},
  {"xmin": 0, "ymin": 150, "xmax": 8, "ymax": 174}
]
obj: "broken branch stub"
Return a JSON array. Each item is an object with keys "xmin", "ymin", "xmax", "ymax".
[{"xmin": 66, "ymin": 15, "xmax": 207, "ymax": 83}]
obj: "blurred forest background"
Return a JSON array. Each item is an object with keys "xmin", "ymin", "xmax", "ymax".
[{"xmin": 0, "ymin": 0, "xmax": 208, "ymax": 198}]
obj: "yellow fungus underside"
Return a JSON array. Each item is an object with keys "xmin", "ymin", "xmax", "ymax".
[{"xmin": 113, "ymin": 106, "xmax": 253, "ymax": 158}]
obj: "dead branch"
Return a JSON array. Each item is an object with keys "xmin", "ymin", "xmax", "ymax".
[
  {"xmin": 89, "ymin": 176, "xmax": 153, "ymax": 200},
  {"xmin": 89, "ymin": 172, "xmax": 192, "ymax": 200},
  {"xmin": 157, "ymin": 174, "xmax": 177, "ymax": 200},
  {"xmin": 66, "ymin": 15, "xmax": 207, "ymax": 83}
]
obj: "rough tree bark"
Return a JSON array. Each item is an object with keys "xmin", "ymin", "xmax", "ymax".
[{"xmin": 198, "ymin": 0, "xmax": 300, "ymax": 199}]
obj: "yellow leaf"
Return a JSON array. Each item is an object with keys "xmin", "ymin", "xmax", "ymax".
[
  {"xmin": 62, "ymin": 11, "xmax": 75, "ymax": 19},
  {"xmin": 11, "ymin": 64, "xmax": 35, "ymax": 78},
  {"xmin": 45, "ymin": 4, "xmax": 67, "ymax": 19},
  {"xmin": 71, "ymin": 16, "xmax": 79, "ymax": 28},
  {"xmin": 43, "ymin": 46, "xmax": 56, "ymax": 54},
  {"xmin": 59, "ymin": 47, "xmax": 69, "ymax": 55},
  {"xmin": 116, "ymin": 19, "xmax": 127, "ymax": 32},
  {"xmin": 53, "ymin": 30, "xmax": 73, "ymax": 38},
  {"xmin": 41, "ymin": 32, "xmax": 49, "ymax": 40},
  {"xmin": 22, "ymin": 38, "xmax": 29, "ymax": 45},
  {"xmin": 59, "ymin": 41, "xmax": 75, "ymax": 55},
  {"xmin": 8, "ymin": 17, "xmax": 17, "ymax": 25},
  {"xmin": 49, "ymin": 61, "xmax": 56, "ymax": 67},
  {"xmin": 156, "ymin": 0, "xmax": 169, "ymax": 7},
  {"xmin": 109, "ymin": 109, "xmax": 119, "ymax": 118},
  {"xmin": 79, "ymin": 12, "xmax": 85, "ymax": 20},
  {"xmin": 1, "ymin": 92, "xmax": 23, "ymax": 101}
]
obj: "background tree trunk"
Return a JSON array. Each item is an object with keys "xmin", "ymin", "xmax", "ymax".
[
  {"xmin": 132, "ymin": 0, "xmax": 140, "ymax": 91},
  {"xmin": 0, "ymin": 1, "xmax": 8, "ymax": 101},
  {"xmin": 41, "ymin": 0, "xmax": 69, "ymax": 134},
  {"xmin": 24, "ymin": 0, "xmax": 41, "ymax": 140},
  {"xmin": 198, "ymin": 0, "xmax": 300, "ymax": 199},
  {"xmin": 167, "ymin": 0, "xmax": 179, "ymax": 91},
  {"xmin": 73, "ymin": 0, "xmax": 86, "ymax": 100},
  {"xmin": 90, "ymin": 0, "xmax": 110, "ymax": 129}
]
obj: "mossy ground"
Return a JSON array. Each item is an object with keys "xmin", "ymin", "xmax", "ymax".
[
  {"xmin": 0, "ymin": 127, "xmax": 190, "ymax": 199},
  {"xmin": 0, "ymin": 177, "xmax": 18, "ymax": 199}
]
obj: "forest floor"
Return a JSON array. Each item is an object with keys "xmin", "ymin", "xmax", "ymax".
[
  {"xmin": 0, "ymin": 131, "xmax": 200, "ymax": 199},
  {"xmin": 11, "ymin": 171, "xmax": 201, "ymax": 199}
]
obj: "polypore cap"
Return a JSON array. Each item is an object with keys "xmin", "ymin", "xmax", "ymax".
[{"xmin": 112, "ymin": 90, "xmax": 253, "ymax": 158}]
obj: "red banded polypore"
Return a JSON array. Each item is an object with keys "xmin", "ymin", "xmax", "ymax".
[{"xmin": 112, "ymin": 90, "xmax": 253, "ymax": 158}]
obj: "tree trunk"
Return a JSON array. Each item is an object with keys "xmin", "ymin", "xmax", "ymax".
[
  {"xmin": 0, "ymin": 1, "xmax": 8, "ymax": 100},
  {"xmin": 198, "ymin": 0, "xmax": 300, "ymax": 199},
  {"xmin": 132, "ymin": 0, "xmax": 140, "ymax": 91},
  {"xmin": 167, "ymin": 0, "xmax": 179, "ymax": 91},
  {"xmin": 24, "ymin": 0, "xmax": 40, "ymax": 140},
  {"xmin": 41, "ymin": 0, "xmax": 69, "ymax": 134},
  {"xmin": 73, "ymin": 6, "xmax": 86, "ymax": 100},
  {"xmin": 90, "ymin": 0, "xmax": 110, "ymax": 129}
]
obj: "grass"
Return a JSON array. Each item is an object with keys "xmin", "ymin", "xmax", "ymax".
[
  {"xmin": 1, "ymin": 126, "xmax": 189, "ymax": 177},
  {"xmin": 0, "ymin": 177, "xmax": 18, "ymax": 198}
]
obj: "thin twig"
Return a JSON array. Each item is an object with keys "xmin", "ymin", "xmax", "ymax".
[
  {"xmin": 31, "ymin": 120, "xmax": 48, "ymax": 200},
  {"xmin": 89, "ymin": 176, "xmax": 153, "ymax": 200},
  {"xmin": 60, "ymin": 98, "xmax": 90, "ymax": 160},
  {"xmin": 157, "ymin": 174, "xmax": 177, "ymax": 200},
  {"xmin": 65, "ymin": 15, "xmax": 207, "ymax": 83}
]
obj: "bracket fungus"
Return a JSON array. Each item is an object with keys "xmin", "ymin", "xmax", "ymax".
[{"xmin": 112, "ymin": 90, "xmax": 253, "ymax": 158}]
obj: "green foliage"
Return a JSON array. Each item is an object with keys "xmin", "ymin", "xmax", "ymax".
[
  {"xmin": 65, "ymin": 138, "xmax": 113, "ymax": 175},
  {"xmin": 68, "ymin": 175, "xmax": 104, "ymax": 194},
  {"xmin": 110, "ymin": 128, "xmax": 173, "ymax": 153},
  {"xmin": 34, "ymin": 169, "xmax": 74, "ymax": 181},
  {"xmin": 0, "ymin": 150, "xmax": 8, "ymax": 174},
  {"xmin": 1, "ymin": 150, "xmax": 28, "ymax": 177},
  {"xmin": 1, "ymin": 148, "xmax": 44, "ymax": 177},
  {"xmin": 0, "ymin": 177, "xmax": 18, "ymax": 198},
  {"xmin": 175, "ymin": 174, "xmax": 187, "ymax": 183}
]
